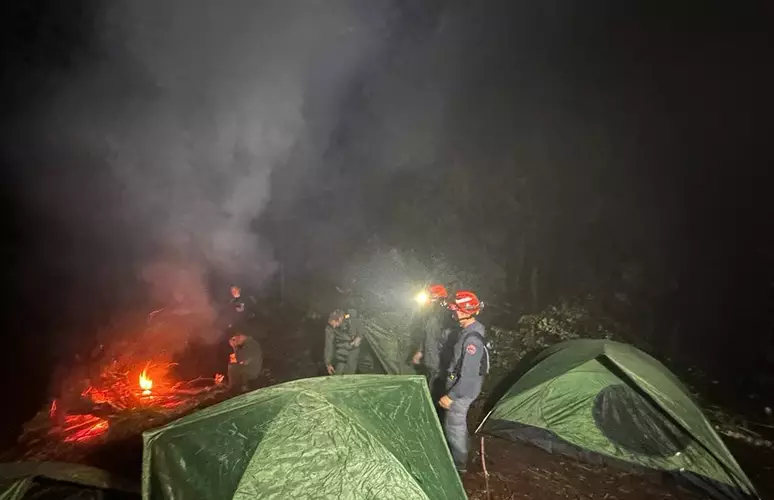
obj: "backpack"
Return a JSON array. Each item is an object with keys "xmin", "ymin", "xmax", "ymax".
[{"xmin": 454, "ymin": 331, "xmax": 491, "ymax": 376}]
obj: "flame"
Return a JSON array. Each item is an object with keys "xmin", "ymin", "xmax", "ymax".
[{"xmin": 139, "ymin": 367, "xmax": 153, "ymax": 396}]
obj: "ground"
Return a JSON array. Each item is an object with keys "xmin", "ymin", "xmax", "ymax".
[
  {"xmin": 280, "ymin": 310, "xmax": 774, "ymax": 499},
  {"xmin": 463, "ymin": 439, "xmax": 702, "ymax": 500},
  {"xmin": 6, "ymin": 305, "xmax": 773, "ymax": 499}
]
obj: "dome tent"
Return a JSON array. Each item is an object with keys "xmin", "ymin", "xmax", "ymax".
[
  {"xmin": 0, "ymin": 461, "xmax": 138, "ymax": 500},
  {"xmin": 478, "ymin": 339, "xmax": 758, "ymax": 500},
  {"xmin": 143, "ymin": 375, "xmax": 465, "ymax": 499}
]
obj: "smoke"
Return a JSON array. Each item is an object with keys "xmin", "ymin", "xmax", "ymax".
[{"xmin": 16, "ymin": 1, "xmax": 388, "ymax": 342}]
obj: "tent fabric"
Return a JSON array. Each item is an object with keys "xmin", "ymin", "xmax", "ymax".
[
  {"xmin": 0, "ymin": 461, "xmax": 139, "ymax": 500},
  {"xmin": 478, "ymin": 339, "xmax": 758, "ymax": 500},
  {"xmin": 358, "ymin": 314, "xmax": 421, "ymax": 375},
  {"xmin": 142, "ymin": 375, "xmax": 465, "ymax": 500}
]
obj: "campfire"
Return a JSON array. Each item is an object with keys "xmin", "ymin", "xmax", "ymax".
[
  {"xmin": 2, "ymin": 307, "xmax": 241, "ymax": 463},
  {"xmin": 29, "ymin": 358, "xmax": 229, "ymax": 453}
]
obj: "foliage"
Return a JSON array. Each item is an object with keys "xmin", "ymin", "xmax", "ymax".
[{"xmin": 484, "ymin": 298, "xmax": 619, "ymax": 392}]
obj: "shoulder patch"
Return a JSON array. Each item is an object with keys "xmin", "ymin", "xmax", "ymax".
[{"xmin": 466, "ymin": 343, "xmax": 477, "ymax": 355}]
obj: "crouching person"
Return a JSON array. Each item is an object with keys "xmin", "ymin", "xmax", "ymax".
[
  {"xmin": 227, "ymin": 332, "xmax": 263, "ymax": 392},
  {"xmin": 439, "ymin": 290, "xmax": 489, "ymax": 475}
]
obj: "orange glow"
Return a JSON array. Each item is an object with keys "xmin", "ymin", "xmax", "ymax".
[
  {"xmin": 47, "ymin": 358, "xmax": 212, "ymax": 443},
  {"xmin": 62, "ymin": 414, "xmax": 109, "ymax": 443},
  {"xmin": 83, "ymin": 386, "xmax": 110, "ymax": 404},
  {"xmin": 139, "ymin": 367, "xmax": 153, "ymax": 396}
]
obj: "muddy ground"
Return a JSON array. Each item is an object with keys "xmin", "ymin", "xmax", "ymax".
[{"xmin": 463, "ymin": 439, "xmax": 700, "ymax": 500}]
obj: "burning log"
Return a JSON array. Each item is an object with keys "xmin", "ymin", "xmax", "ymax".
[
  {"xmin": 61, "ymin": 415, "xmax": 110, "ymax": 443},
  {"xmin": 2, "ymin": 355, "xmax": 234, "ymax": 466}
]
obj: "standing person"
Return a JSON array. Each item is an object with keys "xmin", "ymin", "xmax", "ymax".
[
  {"xmin": 324, "ymin": 309, "xmax": 361, "ymax": 375},
  {"xmin": 227, "ymin": 284, "xmax": 255, "ymax": 332},
  {"xmin": 438, "ymin": 290, "xmax": 489, "ymax": 474},
  {"xmin": 342, "ymin": 309, "xmax": 363, "ymax": 373},
  {"xmin": 412, "ymin": 284, "xmax": 457, "ymax": 400},
  {"xmin": 227, "ymin": 332, "xmax": 263, "ymax": 392}
]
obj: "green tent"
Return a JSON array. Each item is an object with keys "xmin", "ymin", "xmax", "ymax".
[
  {"xmin": 358, "ymin": 313, "xmax": 424, "ymax": 375},
  {"xmin": 142, "ymin": 375, "xmax": 465, "ymax": 499},
  {"xmin": 477, "ymin": 340, "xmax": 758, "ymax": 500},
  {"xmin": 0, "ymin": 461, "xmax": 139, "ymax": 500}
]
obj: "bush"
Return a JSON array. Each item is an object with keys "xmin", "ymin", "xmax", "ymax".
[{"xmin": 485, "ymin": 298, "xmax": 619, "ymax": 391}]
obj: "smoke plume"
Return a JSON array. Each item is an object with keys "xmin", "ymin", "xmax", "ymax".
[{"xmin": 15, "ymin": 1, "xmax": 388, "ymax": 345}]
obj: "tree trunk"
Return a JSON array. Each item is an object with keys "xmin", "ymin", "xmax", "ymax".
[{"xmin": 530, "ymin": 265, "xmax": 540, "ymax": 311}]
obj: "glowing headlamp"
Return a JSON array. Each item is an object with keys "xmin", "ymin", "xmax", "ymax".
[{"xmin": 414, "ymin": 291, "xmax": 430, "ymax": 306}]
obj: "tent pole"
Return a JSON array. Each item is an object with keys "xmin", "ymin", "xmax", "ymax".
[{"xmin": 480, "ymin": 436, "xmax": 491, "ymax": 500}]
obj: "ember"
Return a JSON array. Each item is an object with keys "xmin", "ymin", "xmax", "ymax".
[
  {"xmin": 82, "ymin": 386, "xmax": 110, "ymax": 404},
  {"xmin": 139, "ymin": 367, "xmax": 153, "ymax": 396},
  {"xmin": 61, "ymin": 414, "xmax": 109, "ymax": 443}
]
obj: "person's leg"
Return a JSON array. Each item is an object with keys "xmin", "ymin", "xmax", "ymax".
[
  {"xmin": 443, "ymin": 399, "xmax": 472, "ymax": 473},
  {"xmin": 427, "ymin": 370, "xmax": 442, "ymax": 397},
  {"xmin": 428, "ymin": 372, "xmax": 445, "ymax": 420},
  {"xmin": 227, "ymin": 363, "xmax": 239, "ymax": 390},
  {"xmin": 344, "ymin": 347, "xmax": 360, "ymax": 374},
  {"xmin": 228, "ymin": 364, "xmax": 250, "ymax": 392},
  {"xmin": 239, "ymin": 369, "xmax": 250, "ymax": 392}
]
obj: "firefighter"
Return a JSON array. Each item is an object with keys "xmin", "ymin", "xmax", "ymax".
[
  {"xmin": 324, "ymin": 309, "xmax": 362, "ymax": 375},
  {"xmin": 439, "ymin": 290, "xmax": 489, "ymax": 474},
  {"xmin": 412, "ymin": 284, "xmax": 457, "ymax": 400},
  {"xmin": 227, "ymin": 331, "xmax": 263, "ymax": 392},
  {"xmin": 227, "ymin": 285, "xmax": 255, "ymax": 332}
]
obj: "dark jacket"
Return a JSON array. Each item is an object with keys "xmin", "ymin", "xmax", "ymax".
[
  {"xmin": 421, "ymin": 307, "xmax": 455, "ymax": 372},
  {"xmin": 234, "ymin": 336, "xmax": 263, "ymax": 378},
  {"xmin": 445, "ymin": 320, "xmax": 488, "ymax": 401},
  {"xmin": 228, "ymin": 295, "xmax": 255, "ymax": 328},
  {"xmin": 324, "ymin": 321, "xmax": 359, "ymax": 366}
]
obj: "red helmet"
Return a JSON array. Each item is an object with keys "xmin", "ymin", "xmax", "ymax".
[
  {"xmin": 427, "ymin": 284, "xmax": 449, "ymax": 301},
  {"xmin": 448, "ymin": 290, "xmax": 483, "ymax": 315}
]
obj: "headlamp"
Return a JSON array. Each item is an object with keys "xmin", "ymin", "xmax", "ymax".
[{"xmin": 414, "ymin": 291, "xmax": 429, "ymax": 306}]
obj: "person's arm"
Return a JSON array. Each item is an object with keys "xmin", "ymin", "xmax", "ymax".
[
  {"xmin": 414, "ymin": 316, "xmax": 435, "ymax": 362},
  {"xmin": 446, "ymin": 335, "xmax": 484, "ymax": 401},
  {"xmin": 324, "ymin": 327, "xmax": 334, "ymax": 366},
  {"xmin": 350, "ymin": 318, "xmax": 363, "ymax": 347}
]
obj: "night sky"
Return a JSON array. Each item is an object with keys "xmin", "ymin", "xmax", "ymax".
[{"xmin": 1, "ymin": 1, "xmax": 771, "ymax": 447}]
